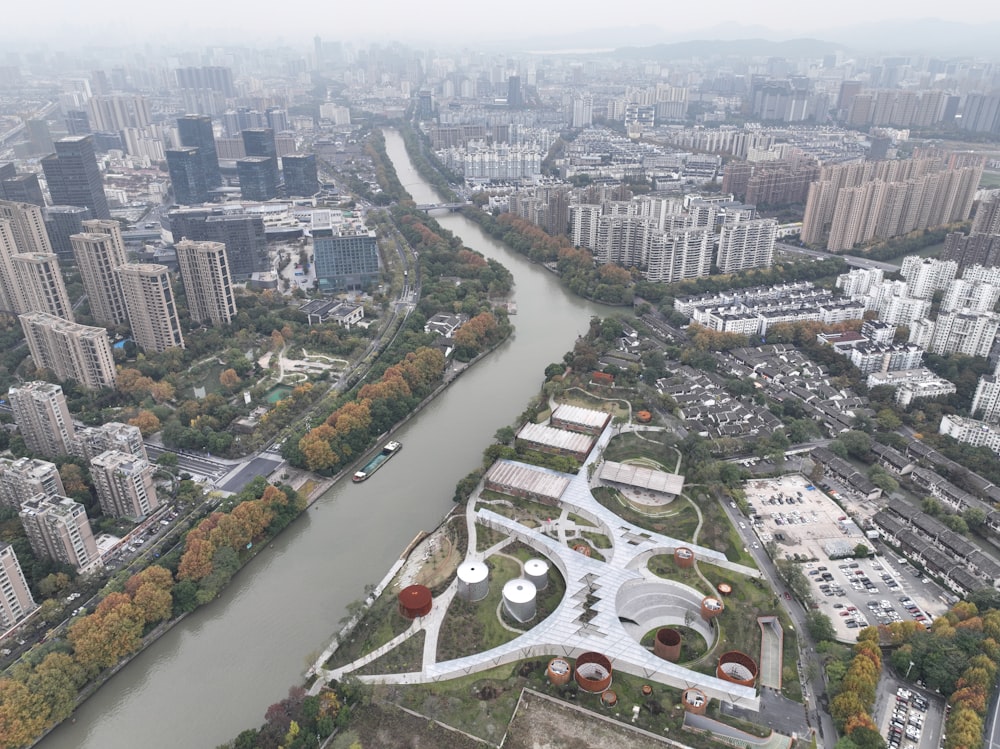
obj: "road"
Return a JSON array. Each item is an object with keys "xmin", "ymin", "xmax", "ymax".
[
  {"xmin": 719, "ymin": 493, "xmax": 838, "ymax": 749},
  {"xmin": 775, "ymin": 242, "xmax": 902, "ymax": 273},
  {"xmin": 987, "ymin": 685, "xmax": 1000, "ymax": 749}
]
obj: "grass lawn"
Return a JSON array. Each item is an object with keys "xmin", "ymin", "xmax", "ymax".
[
  {"xmin": 603, "ymin": 432, "xmax": 677, "ymax": 469},
  {"xmin": 324, "ymin": 584, "xmax": 413, "ymax": 670},
  {"xmin": 697, "ymin": 499, "xmax": 757, "ymax": 568},
  {"xmin": 580, "ymin": 529, "xmax": 611, "ymax": 549},
  {"xmin": 185, "ymin": 359, "xmax": 227, "ymax": 397},
  {"xmin": 565, "ymin": 538, "xmax": 605, "ymax": 562},
  {"xmin": 436, "ymin": 555, "xmax": 531, "ymax": 662},
  {"xmin": 592, "ymin": 486, "xmax": 699, "ymax": 540},
  {"xmin": 354, "ymin": 630, "xmax": 425, "ymax": 676},
  {"xmin": 640, "ymin": 624, "xmax": 710, "ymax": 663},
  {"xmin": 475, "ymin": 522, "xmax": 508, "ymax": 552}
]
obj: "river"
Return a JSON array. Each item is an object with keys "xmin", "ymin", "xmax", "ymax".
[{"xmin": 39, "ymin": 129, "xmax": 610, "ymax": 749}]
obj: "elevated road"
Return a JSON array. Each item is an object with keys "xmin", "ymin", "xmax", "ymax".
[{"xmin": 775, "ymin": 242, "xmax": 901, "ymax": 272}]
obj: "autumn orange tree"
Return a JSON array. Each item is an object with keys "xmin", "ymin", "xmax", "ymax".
[
  {"xmin": 294, "ymin": 347, "xmax": 445, "ymax": 473},
  {"xmin": 829, "ymin": 627, "xmax": 883, "ymax": 739}
]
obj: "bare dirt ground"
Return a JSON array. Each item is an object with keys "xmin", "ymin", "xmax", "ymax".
[{"xmin": 504, "ymin": 690, "xmax": 673, "ymax": 749}]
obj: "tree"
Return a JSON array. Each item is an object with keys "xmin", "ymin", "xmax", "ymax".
[
  {"xmin": 128, "ymin": 410, "xmax": 161, "ymax": 436},
  {"xmin": 0, "ymin": 678, "xmax": 49, "ymax": 747},
  {"xmin": 854, "ymin": 543, "xmax": 871, "ymax": 558},
  {"xmin": 219, "ymin": 368, "xmax": 241, "ymax": 390},
  {"xmin": 806, "ymin": 611, "xmax": 837, "ymax": 643}
]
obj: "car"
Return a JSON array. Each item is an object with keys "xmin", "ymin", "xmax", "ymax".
[
  {"xmin": 784, "ymin": 591, "xmax": 792, "ymax": 600},
  {"xmin": 846, "ymin": 621, "xmax": 859, "ymax": 628},
  {"xmin": 839, "ymin": 611, "xmax": 850, "ymax": 616},
  {"xmin": 833, "ymin": 603, "xmax": 844, "ymax": 608},
  {"xmin": 809, "ymin": 570, "xmax": 819, "ymax": 575}
]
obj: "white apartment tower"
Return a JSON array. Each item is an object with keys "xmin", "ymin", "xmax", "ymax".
[
  {"xmin": 0, "ymin": 544, "xmax": 36, "ymax": 629},
  {"xmin": 117, "ymin": 264, "xmax": 185, "ymax": 353},
  {"xmin": 174, "ymin": 240, "xmax": 237, "ymax": 326},
  {"xmin": 19, "ymin": 495, "xmax": 99, "ymax": 573},
  {"xmin": 8, "ymin": 381, "xmax": 76, "ymax": 457},
  {"xmin": 18, "ymin": 312, "xmax": 117, "ymax": 390},
  {"xmin": 71, "ymin": 231, "xmax": 129, "ymax": 327},
  {"xmin": 90, "ymin": 450, "xmax": 159, "ymax": 520},
  {"xmin": 0, "ymin": 457, "xmax": 65, "ymax": 509},
  {"xmin": 716, "ymin": 219, "xmax": 777, "ymax": 273},
  {"xmin": 900, "ymin": 257, "xmax": 959, "ymax": 300},
  {"xmin": 12, "ymin": 253, "xmax": 74, "ymax": 321}
]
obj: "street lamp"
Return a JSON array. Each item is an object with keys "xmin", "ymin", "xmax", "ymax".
[{"xmin": 905, "ymin": 660, "xmax": 915, "ymax": 680}]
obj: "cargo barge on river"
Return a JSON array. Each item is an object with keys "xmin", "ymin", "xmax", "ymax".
[{"xmin": 352, "ymin": 441, "xmax": 402, "ymax": 482}]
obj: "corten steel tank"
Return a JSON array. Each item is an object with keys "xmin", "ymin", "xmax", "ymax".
[
  {"xmin": 398, "ymin": 584, "xmax": 432, "ymax": 619},
  {"xmin": 717, "ymin": 650, "xmax": 759, "ymax": 687},
  {"xmin": 654, "ymin": 627, "xmax": 682, "ymax": 662},
  {"xmin": 574, "ymin": 651, "xmax": 613, "ymax": 693}
]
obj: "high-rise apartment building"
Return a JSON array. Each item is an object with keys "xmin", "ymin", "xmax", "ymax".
[
  {"xmin": 0, "ymin": 544, "xmax": 36, "ymax": 629},
  {"xmin": 166, "ymin": 148, "xmax": 209, "ymax": 205},
  {"xmin": 645, "ymin": 228, "xmax": 713, "ymax": 283},
  {"xmin": 90, "ymin": 450, "xmax": 159, "ymax": 520},
  {"xmin": 282, "ymin": 154, "xmax": 319, "ymax": 197},
  {"xmin": 716, "ymin": 219, "xmax": 777, "ymax": 273},
  {"xmin": 175, "ymin": 240, "xmax": 236, "ymax": 326},
  {"xmin": 74, "ymin": 422, "xmax": 146, "ymax": 462},
  {"xmin": 177, "ymin": 115, "xmax": 222, "ymax": 188},
  {"xmin": 8, "ymin": 381, "xmax": 77, "ymax": 456},
  {"xmin": 175, "ymin": 66, "xmax": 235, "ymax": 97},
  {"xmin": 19, "ymin": 495, "xmax": 99, "ymax": 573},
  {"xmin": 166, "ymin": 208, "xmax": 268, "ymax": 280},
  {"xmin": 71, "ymin": 232, "xmax": 128, "ymax": 327},
  {"xmin": 972, "ymin": 195, "xmax": 1000, "ymax": 235},
  {"xmin": 0, "ymin": 199, "xmax": 51, "ymax": 254},
  {"xmin": 913, "ymin": 311, "xmax": 1000, "ymax": 357},
  {"xmin": 13, "ymin": 253, "xmax": 74, "ymax": 321},
  {"xmin": 87, "ymin": 94, "xmax": 152, "ymax": 132},
  {"xmin": 18, "ymin": 312, "xmax": 118, "ymax": 390},
  {"xmin": 972, "ymin": 374, "xmax": 1000, "ymax": 423},
  {"xmin": 901, "ymin": 257, "xmax": 959, "ymax": 299},
  {"xmin": 117, "ymin": 264, "xmax": 185, "ymax": 352},
  {"xmin": 65, "ymin": 109, "xmax": 91, "ymax": 136},
  {"xmin": 40, "ymin": 136, "xmax": 110, "ymax": 219},
  {"xmin": 0, "ymin": 220, "xmax": 26, "ymax": 314},
  {"xmin": 0, "ymin": 457, "xmax": 65, "ymax": 509}
]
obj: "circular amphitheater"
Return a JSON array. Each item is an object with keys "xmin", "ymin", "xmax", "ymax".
[
  {"xmin": 717, "ymin": 651, "xmax": 758, "ymax": 687},
  {"xmin": 615, "ymin": 579, "xmax": 715, "ymax": 649}
]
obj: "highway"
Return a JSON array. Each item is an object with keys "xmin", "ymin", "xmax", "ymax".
[
  {"xmin": 775, "ymin": 242, "xmax": 902, "ymax": 273},
  {"xmin": 986, "ymin": 685, "xmax": 1000, "ymax": 749}
]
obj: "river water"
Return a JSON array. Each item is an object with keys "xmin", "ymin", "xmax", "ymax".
[{"xmin": 39, "ymin": 129, "xmax": 609, "ymax": 749}]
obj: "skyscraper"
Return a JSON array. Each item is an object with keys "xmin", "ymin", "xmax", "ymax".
[
  {"xmin": 40, "ymin": 136, "xmax": 110, "ymax": 219},
  {"xmin": 71, "ymin": 230, "xmax": 128, "ymax": 327},
  {"xmin": 8, "ymin": 381, "xmax": 77, "ymax": 456},
  {"xmin": 13, "ymin": 252, "xmax": 74, "ymax": 321},
  {"xmin": 65, "ymin": 109, "xmax": 91, "ymax": 136},
  {"xmin": 241, "ymin": 128, "xmax": 279, "ymax": 191},
  {"xmin": 177, "ymin": 114, "xmax": 222, "ymax": 188},
  {"xmin": 19, "ymin": 495, "xmax": 99, "ymax": 573},
  {"xmin": 0, "ymin": 174, "xmax": 44, "ymax": 206},
  {"xmin": 0, "ymin": 220, "xmax": 26, "ymax": 314},
  {"xmin": 282, "ymin": 153, "xmax": 319, "ymax": 197},
  {"xmin": 44, "ymin": 205, "xmax": 92, "ymax": 263},
  {"xmin": 165, "ymin": 148, "xmax": 209, "ymax": 205},
  {"xmin": 507, "ymin": 75, "xmax": 523, "ymax": 108},
  {"xmin": 117, "ymin": 264, "xmax": 185, "ymax": 352},
  {"xmin": 175, "ymin": 240, "xmax": 237, "ymax": 326},
  {"xmin": 90, "ymin": 450, "xmax": 159, "ymax": 520},
  {"xmin": 0, "ymin": 544, "xmax": 36, "ymax": 629},
  {"xmin": 18, "ymin": 313, "xmax": 118, "ymax": 390},
  {"xmin": 237, "ymin": 156, "xmax": 278, "ymax": 201},
  {"xmin": 167, "ymin": 207, "xmax": 268, "ymax": 280}
]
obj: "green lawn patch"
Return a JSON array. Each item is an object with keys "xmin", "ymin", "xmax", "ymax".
[
  {"xmin": 641, "ymin": 624, "xmax": 710, "ymax": 663},
  {"xmin": 353, "ymin": 630, "xmax": 425, "ymax": 676},
  {"xmin": 592, "ymin": 486, "xmax": 699, "ymax": 539}
]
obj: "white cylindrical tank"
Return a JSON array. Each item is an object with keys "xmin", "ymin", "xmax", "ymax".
[
  {"xmin": 456, "ymin": 561, "xmax": 489, "ymax": 602},
  {"xmin": 502, "ymin": 578, "xmax": 537, "ymax": 623},
  {"xmin": 524, "ymin": 558, "xmax": 549, "ymax": 591}
]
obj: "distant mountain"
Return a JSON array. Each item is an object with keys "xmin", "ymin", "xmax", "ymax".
[
  {"xmin": 613, "ymin": 38, "xmax": 843, "ymax": 60},
  {"xmin": 813, "ymin": 18, "xmax": 1000, "ymax": 56}
]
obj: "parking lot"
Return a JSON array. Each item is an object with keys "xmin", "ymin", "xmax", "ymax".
[
  {"xmin": 743, "ymin": 475, "xmax": 946, "ymax": 641},
  {"xmin": 875, "ymin": 682, "xmax": 946, "ymax": 749}
]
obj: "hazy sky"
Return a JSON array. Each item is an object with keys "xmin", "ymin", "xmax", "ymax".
[{"xmin": 11, "ymin": 0, "xmax": 1000, "ymax": 48}]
